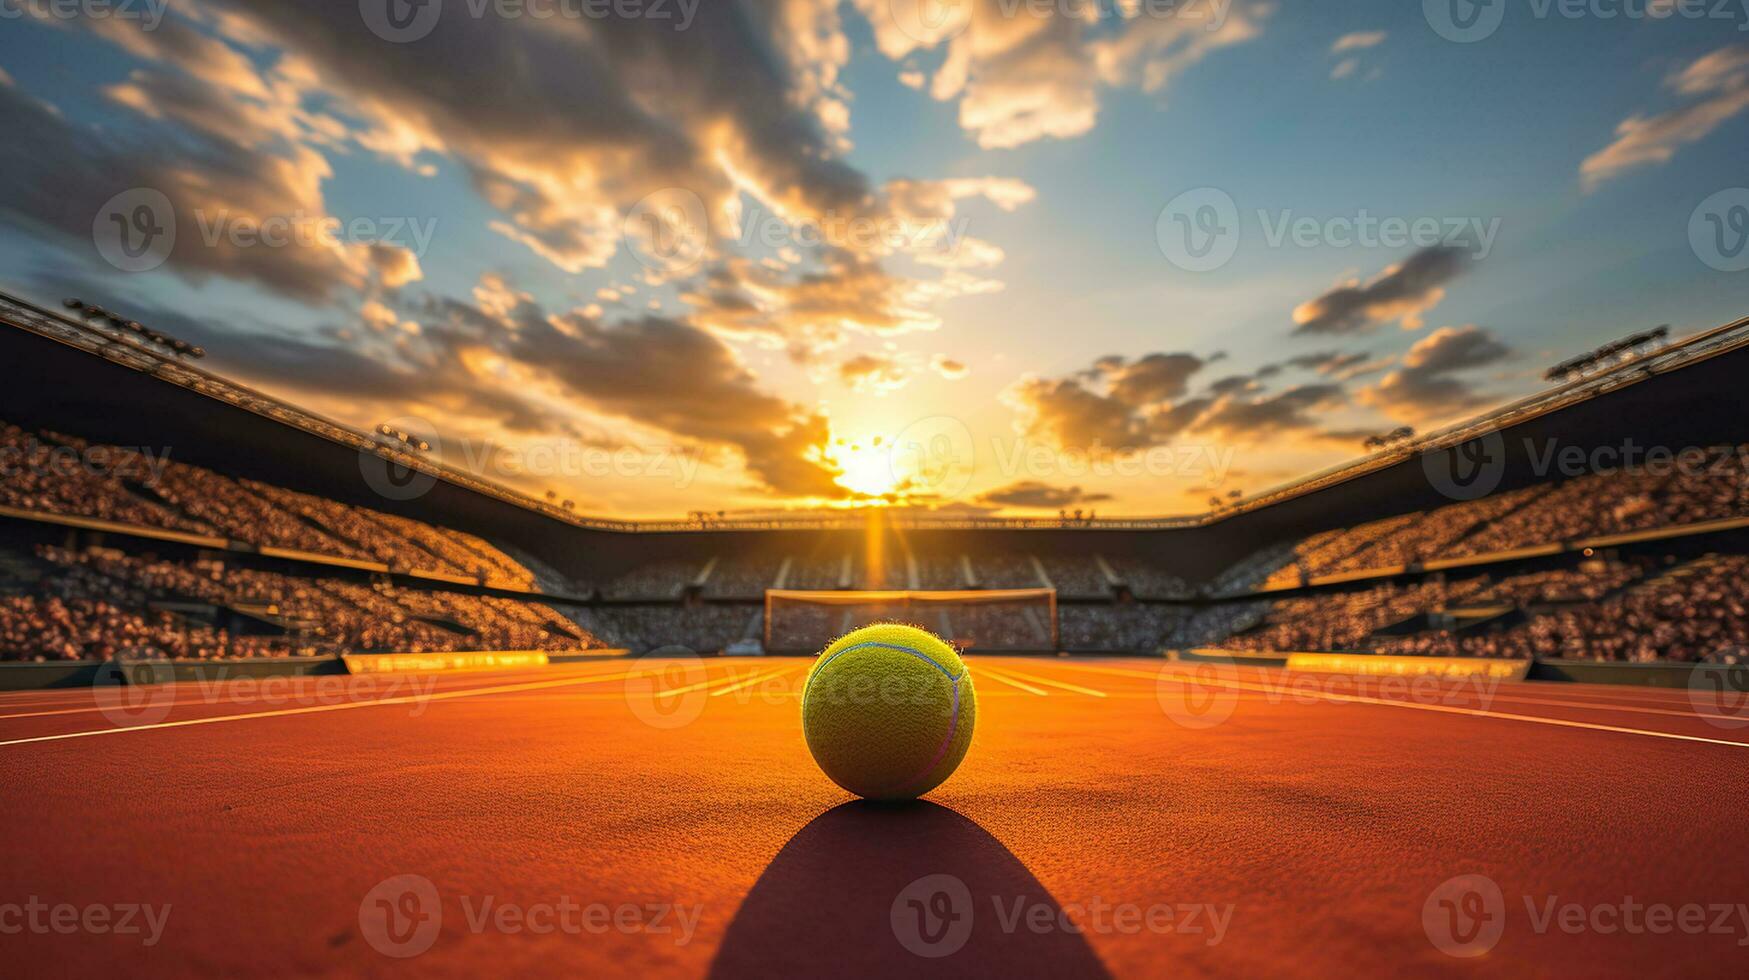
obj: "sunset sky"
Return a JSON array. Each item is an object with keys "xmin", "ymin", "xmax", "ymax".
[{"xmin": 0, "ymin": 2, "xmax": 1745, "ymax": 518}]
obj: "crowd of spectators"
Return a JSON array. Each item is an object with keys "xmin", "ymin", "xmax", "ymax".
[
  {"xmin": 1235, "ymin": 447, "xmax": 1749, "ymax": 588},
  {"xmin": 1172, "ymin": 601, "xmax": 1273, "ymax": 649},
  {"xmin": 1334, "ymin": 486, "xmax": 1550, "ymax": 573},
  {"xmin": 583, "ymin": 604, "xmax": 757, "ymax": 653},
  {"xmin": 784, "ymin": 554, "xmax": 848, "ymax": 590},
  {"xmin": 969, "ymin": 553, "xmax": 1043, "ymax": 589},
  {"xmin": 1060, "ymin": 604, "xmax": 1182, "ymax": 651},
  {"xmin": 0, "ymin": 545, "xmax": 602, "ymax": 661},
  {"xmin": 1038, "ymin": 556, "xmax": 1110, "ymax": 597},
  {"xmin": 0, "ymin": 596, "xmax": 277, "ymax": 662},
  {"xmin": 701, "ymin": 556, "xmax": 785, "ymax": 598},
  {"xmin": 1447, "ymin": 451, "xmax": 1749, "ymax": 557},
  {"xmin": 1208, "ymin": 555, "xmax": 1748, "ymax": 663},
  {"xmin": 1466, "ymin": 562, "xmax": 1643, "ymax": 605},
  {"xmin": 1106, "ymin": 557, "xmax": 1196, "ymax": 599},
  {"xmin": 0, "ymin": 425, "xmax": 207, "ymax": 533},
  {"xmin": 1222, "ymin": 579, "xmax": 1487, "ymax": 654},
  {"xmin": 0, "ymin": 421, "xmax": 548, "ymax": 590},
  {"xmin": 604, "ymin": 559, "xmax": 701, "ymax": 599},
  {"xmin": 1373, "ymin": 556, "xmax": 1748, "ymax": 663},
  {"xmin": 912, "ymin": 553, "xmax": 967, "ymax": 590}
]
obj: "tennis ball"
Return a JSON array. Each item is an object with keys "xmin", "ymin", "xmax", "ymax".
[{"xmin": 801, "ymin": 623, "xmax": 976, "ymax": 801}]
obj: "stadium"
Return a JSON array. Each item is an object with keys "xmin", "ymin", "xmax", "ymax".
[
  {"xmin": 4, "ymin": 4, "xmax": 1749, "ymax": 978},
  {"xmin": 5, "ymin": 290, "xmax": 1749, "ymax": 976},
  {"xmin": 7, "ymin": 293, "xmax": 1749, "ymax": 670}
]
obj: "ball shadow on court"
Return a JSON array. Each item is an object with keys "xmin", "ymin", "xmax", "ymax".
[{"xmin": 708, "ymin": 800, "xmax": 1111, "ymax": 979}]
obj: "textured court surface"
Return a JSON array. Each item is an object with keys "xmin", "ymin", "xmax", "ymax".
[{"xmin": 3, "ymin": 657, "xmax": 1748, "ymax": 977}]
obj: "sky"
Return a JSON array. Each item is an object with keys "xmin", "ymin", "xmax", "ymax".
[{"xmin": 0, "ymin": 1, "xmax": 1745, "ymax": 519}]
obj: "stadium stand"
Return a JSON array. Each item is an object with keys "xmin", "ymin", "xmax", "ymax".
[
  {"xmin": 1, "ymin": 420, "xmax": 556, "ymax": 589},
  {"xmin": 701, "ymin": 554, "xmax": 786, "ymax": 599},
  {"xmin": 5, "ymin": 291, "xmax": 1749, "ymax": 665},
  {"xmin": 0, "ymin": 544, "xmax": 605, "ymax": 661}
]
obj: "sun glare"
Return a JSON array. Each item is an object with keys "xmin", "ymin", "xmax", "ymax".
[{"xmin": 829, "ymin": 436, "xmax": 900, "ymax": 499}]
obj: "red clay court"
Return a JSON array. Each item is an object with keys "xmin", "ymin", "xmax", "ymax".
[{"xmin": 5, "ymin": 656, "xmax": 1747, "ymax": 977}]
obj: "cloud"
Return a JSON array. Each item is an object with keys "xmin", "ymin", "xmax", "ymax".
[
  {"xmin": 1291, "ymin": 246, "xmax": 1470, "ymax": 335},
  {"xmin": 1103, "ymin": 352, "xmax": 1206, "ymax": 406},
  {"xmin": 1006, "ymin": 343, "xmax": 1370, "ymax": 451},
  {"xmin": 34, "ymin": 272, "xmax": 566, "ymax": 437},
  {"xmin": 1331, "ymin": 59, "xmax": 1359, "ymax": 80},
  {"xmin": 1282, "ymin": 350, "xmax": 1392, "ymax": 380},
  {"xmin": 1194, "ymin": 384, "xmax": 1347, "ymax": 440},
  {"xmin": 852, "ymin": 0, "xmax": 1271, "ymax": 149},
  {"xmin": 837, "ymin": 353, "xmax": 911, "ymax": 394},
  {"xmin": 1331, "ymin": 31, "xmax": 1386, "ymax": 53},
  {"xmin": 1005, "ymin": 374, "xmax": 1146, "ymax": 449},
  {"xmin": 35, "ymin": 262, "xmax": 849, "ymax": 500},
  {"xmin": 683, "ymin": 250, "xmax": 946, "ymax": 353},
  {"xmin": 978, "ymin": 481, "xmax": 1112, "ymax": 509},
  {"xmin": 7, "ymin": 3, "xmax": 1039, "ymax": 399},
  {"xmin": 931, "ymin": 354, "xmax": 970, "ymax": 379},
  {"xmin": 491, "ymin": 304, "xmax": 850, "ymax": 498},
  {"xmin": 80, "ymin": 0, "xmax": 884, "ymax": 282},
  {"xmin": 0, "ymin": 68, "xmax": 417, "ymax": 302},
  {"xmin": 1582, "ymin": 44, "xmax": 1749, "ymax": 190},
  {"xmin": 1358, "ymin": 325, "xmax": 1513, "ymax": 420}
]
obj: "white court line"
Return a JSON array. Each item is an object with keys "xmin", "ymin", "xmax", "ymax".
[
  {"xmin": 0, "ymin": 663, "xmax": 646, "ymax": 722},
  {"xmin": 1046, "ymin": 661, "xmax": 1749, "ymax": 749},
  {"xmin": 653, "ymin": 662, "xmax": 778, "ymax": 698},
  {"xmin": 0, "ymin": 668, "xmax": 653, "ymax": 748},
  {"xmin": 980, "ymin": 665, "xmax": 1106, "ymax": 698},
  {"xmin": 710, "ymin": 665, "xmax": 803, "ymax": 698},
  {"xmin": 976, "ymin": 666, "xmax": 1049, "ymax": 696}
]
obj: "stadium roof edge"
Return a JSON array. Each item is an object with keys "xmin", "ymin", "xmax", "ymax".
[{"xmin": 4, "ymin": 289, "xmax": 1745, "ymax": 534}]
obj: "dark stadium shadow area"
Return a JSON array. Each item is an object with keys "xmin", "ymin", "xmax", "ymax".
[{"xmin": 708, "ymin": 801, "xmax": 1112, "ymax": 979}]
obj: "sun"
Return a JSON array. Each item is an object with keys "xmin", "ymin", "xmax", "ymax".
[{"xmin": 829, "ymin": 436, "xmax": 901, "ymax": 498}]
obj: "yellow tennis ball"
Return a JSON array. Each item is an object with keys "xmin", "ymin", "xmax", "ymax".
[{"xmin": 801, "ymin": 623, "xmax": 977, "ymax": 801}]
